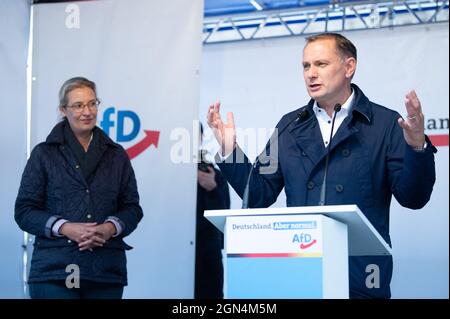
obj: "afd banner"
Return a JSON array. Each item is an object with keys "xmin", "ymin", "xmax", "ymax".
[
  {"xmin": 0, "ymin": 0, "xmax": 30, "ymax": 298},
  {"xmin": 200, "ymin": 23, "xmax": 449, "ymax": 298},
  {"xmin": 31, "ymin": 0, "xmax": 203, "ymax": 297}
]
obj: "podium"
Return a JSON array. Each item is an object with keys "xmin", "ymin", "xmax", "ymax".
[{"xmin": 204, "ymin": 205, "xmax": 392, "ymax": 299}]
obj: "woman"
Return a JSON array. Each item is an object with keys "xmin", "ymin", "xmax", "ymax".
[{"xmin": 15, "ymin": 77, "xmax": 143, "ymax": 298}]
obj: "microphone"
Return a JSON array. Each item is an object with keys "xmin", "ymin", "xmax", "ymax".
[
  {"xmin": 242, "ymin": 108, "xmax": 310, "ymax": 209},
  {"xmin": 318, "ymin": 103, "xmax": 342, "ymax": 206}
]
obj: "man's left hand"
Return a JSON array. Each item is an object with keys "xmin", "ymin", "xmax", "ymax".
[{"xmin": 397, "ymin": 90, "xmax": 426, "ymax": 150}]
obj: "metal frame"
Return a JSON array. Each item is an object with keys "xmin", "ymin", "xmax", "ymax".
[{"xmin": 203, "ymin": 0, "xmax": 449, "ymax": 44}]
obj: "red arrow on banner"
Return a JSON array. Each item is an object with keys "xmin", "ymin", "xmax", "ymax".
[
  {"xmin": 300, "ymin": 239, "xmax": 317, "ymax": 250},
  {"xmin": 429, "ymin": 134, "xmax": 449, "ymax": 147},
  {"xmin": 126, "ymin": 130, "xmax": 160, "ymax": 160}
]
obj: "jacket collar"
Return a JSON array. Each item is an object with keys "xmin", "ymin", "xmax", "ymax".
[
  {"xmin": 303, "ymin": 83, "xmax": 372, "ymax": 124},
  {"xmin": 349, "ymin": 83, "xmax": 372, "ymax": 123},
  {"xmin": 45, "ymin": 119, "xmax": 119, "ymax": 148},
  {"xmin": 288, "ymin": 83, "xmax": 373, "ymax": 132}
]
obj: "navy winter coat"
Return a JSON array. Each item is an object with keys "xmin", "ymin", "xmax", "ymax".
[
  {"xmin": 15, "ymin": 120, "xmax": 143, "ymax": 285},
  {"xmin": 217, "ymin": 84, "xmax": 436, "ymax": 298}
]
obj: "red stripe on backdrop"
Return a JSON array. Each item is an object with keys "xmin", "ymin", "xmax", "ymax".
[{"xmin": 429, "ymin": 134, "xmax": 449, "ymax": 147}]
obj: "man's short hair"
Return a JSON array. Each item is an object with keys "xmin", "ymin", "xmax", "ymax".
[{"xmin": 306, "ymin": 32, "xmax": 357, "ymax": 60}]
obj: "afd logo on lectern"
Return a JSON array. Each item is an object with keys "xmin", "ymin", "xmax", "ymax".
[
  {"xmin": 292, "ymin": 233, "xmax": 317, "ymax": 250},
  {"xmin": 100, "ymin": 107, "xmax": 160, "ymax": 160}
]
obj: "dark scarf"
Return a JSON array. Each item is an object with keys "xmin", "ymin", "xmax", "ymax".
[{"xmin": 63, "ymin": 121, "xmax": 104, "ymax": 184}]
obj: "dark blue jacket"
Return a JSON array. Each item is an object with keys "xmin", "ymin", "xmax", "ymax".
[
  {"xmin": 15, "ymin": 120, "xmax": 143, "ymax": 285},
  {"xmin": 217, "ymin": 84, "xmax": 436, "ymax": 298}
]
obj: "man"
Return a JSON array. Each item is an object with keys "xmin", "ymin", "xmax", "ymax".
[
  {"xmin": 195, "ymin": 123, "xmax": 230, "ymax": 299},
  {"xmin": 206, "ymin": 33, "xmax": 436, "ymax": 298}
]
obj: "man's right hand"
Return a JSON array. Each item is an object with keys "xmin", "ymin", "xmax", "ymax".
[{"xmin": 207, "ymin": 101, "xmax": 236, "ymax": 157}]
